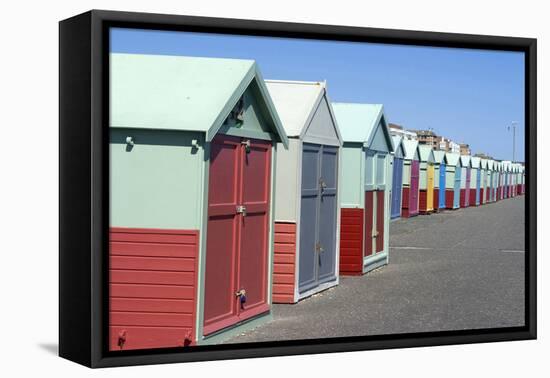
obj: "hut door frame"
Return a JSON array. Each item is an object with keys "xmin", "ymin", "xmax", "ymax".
[
  {"xmin": 364, "ymin": 151, "xmax": 387, "ymax": 258},
  {"xmin": 298, "ymin": 143, "xmax": 338, "ymax": 294},
  {"xmin": 203, "ymin": 135, "xmax": 271, "ymax": 336}
]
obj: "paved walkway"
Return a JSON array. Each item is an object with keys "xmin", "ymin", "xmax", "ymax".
[{"xmin": 225, "ymin": 196, "xmax": 525, "ymax": 343}]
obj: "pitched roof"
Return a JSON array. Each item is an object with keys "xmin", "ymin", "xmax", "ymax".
[
  {"xmin": 445, "ymin": 152, "xmax": 461, "ymax": 167},
  {"xmin": 391, "ymin": 135, "xmax": 405, "ymax": 157},
  {"xmin": 433, "ymin": 150, "xmax": 446, "ymax": 164},
  {"xmin": 470, "ymin": 156, "xmax": 481, "ymax": 168},
  {"xmin": 402, "ymin": 139, "xmax": 419, "ymax": 160},
  {"xmin": 110, "ymin": 53, "xmax": 288, "ymax": 147},
  {"xmin": 418, "ymin": 145, "xmax": 435, "ymax": 163},
  {"xmin": 331, "ymin": 103, "xmax": 394, "ymax": 151},
  {"xmin": 480, "ymin": 158, "xmax": 488, "ymax": 169},
  {"xmin": 460, "ymin": 155, "xmax": 471, "ymax": 167},
  {"xmin": 265, "ymin": 80, "xmax": 342, "ymax": 143}
]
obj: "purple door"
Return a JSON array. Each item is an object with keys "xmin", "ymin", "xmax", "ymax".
[{"xmin": 409, "ymin": 160, "xmax": 420, "ymax": 215}]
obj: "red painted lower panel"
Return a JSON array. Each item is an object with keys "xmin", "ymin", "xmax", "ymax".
[
  {"xmin": 339, "ymin": 208, "xmax": 364, "ymax": 275},
  {"xmin": 401, "ymin": 187, "xmax": 413, "ymax": 218},
  {"xmin": 460, "ymin": 188, "xmax": 466, "ymax": 207},
  {"xmin": 480, "ymin": 188, "xmax": 484, "ymax": 204},
  {"xmin": 433, "ymin": 188, "xmax": 439, "ymax": 211},
  {"xmin": 364, "ymin": 191, "xmax": 374, "ymax": 257},
  {"xmin": 445, "ymin": 189, "xmax": 454, "ymax": 209},
  {"xmin": 469, "ymin": 189, "xmax": 477, "ymax": 206},
  {"xmin": 109, "ymin": 227, "xmax": 199, "ymax": 351},
  {"xmin": 272, "ymin": 222, "xmax": 297, "ymax": 304}
]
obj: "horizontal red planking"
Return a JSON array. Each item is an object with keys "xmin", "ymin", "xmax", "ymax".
[
  {"xmin": 272, "ymin": 222, "xmax": 297, "ymax": 304},
  {"xmin": 273, "ymin": 253, "xmax": 295, "ymax": 265},
  {"xmin": 110, "ymin": 326, "xmax": 193, "ymax": 351},
  {"xmin": 110, "ymin": 312, "xmax": 194, "ymax": 327},
  {"xmin": 469, "ymin": 189, "xmax": 477, "ymax": 205},
  {"xmin": 339, "ymin": 208, "xmax": 364, "ymax": 276},
  {"xmin": 111, "ymin": 298, "xmax": 194, "ymax": 313},
  {"xmin": 111, "ymin": 283, "xmax": 195, "ymax": 300},
  {"xmin": 110, "ymin": 242, "xmax": 197, "ymax": 258},
  {"xmin": 110, "ymin": 270, "xmax": 195, "ymax": 286},
  {"xmin": 445, "ymin": 189, "xmax": 455, "ymax": 209},
  {"xmin": 460, "ymin": 188, "xmax": 466, "ymax": 207},
  {"xmin": 109, "ymin": 228, "xmax": 199, "ymax": 351},
  {"xmin": 401, "ymin": 187, "xmax": 410, "ymax": 209},
  {"xmin": 433, "ymin": 188, "xmax": 439, "ymax": 211},
  {"xmin": 111, "ymin": 256, "xmax": 195, "ymax": 272}
]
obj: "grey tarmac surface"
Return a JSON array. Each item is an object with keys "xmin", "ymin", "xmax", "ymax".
[{"xmin": 225, "ymin": 195, "xmax": 525, "ymax": 343}]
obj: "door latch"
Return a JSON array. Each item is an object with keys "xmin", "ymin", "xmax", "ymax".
[
  {"xmin": 315, "ymin": 242, "xmax": 324, "ymax": 253},
  {"xmin": 241, "ymin": 139, "xmax": 251, "ymax": 153},
  {"xmin": 236, "ymin": 205, "xmax": 247, "ymax": 217},
  {"xmin": 319, "ymin": 178, "xmax": 327, "ymax": 192},
  {"xmin": 235, "ymin": 289, "xmax": 247, "ymax": 309},
  {"xmin": 372, "ymin": 231, "xmax": 379, "ymax": 238}
]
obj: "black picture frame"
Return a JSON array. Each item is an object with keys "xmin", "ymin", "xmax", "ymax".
[{"xmin": 59, "ymin": 9, "xmax": 537, "ymax": 368}]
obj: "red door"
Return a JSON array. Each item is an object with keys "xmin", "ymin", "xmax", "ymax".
[
  {"xmin": 364, "ymin": 191, "xmax": 374, "ymax": 257},
  {"xmin": 203, "ymin": 135, "xmax": 271, "ymax": 336},
  {"xmin": 375, "ymin": 191, "xmax": 385, "ymax": 253}
]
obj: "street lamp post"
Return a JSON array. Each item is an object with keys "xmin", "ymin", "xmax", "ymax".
[{"xmin": 508, "ymin": 122, "xmax": 517, "ymax": 162}]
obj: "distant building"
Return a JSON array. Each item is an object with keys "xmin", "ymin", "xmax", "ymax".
[
  {"xmin": 474, "ymin": 152, "xmax": 493, "ymax": 159},
  {"xmin": 414, "ymin": 129, "xmax": 438, "ymax": 148},
  {"xmin": 389, "ymin": 123, "xmax": 417, "ymax": 140},
  {"xmin": 435, "ymin": 136, "xmax": 457, "ymax": 153},
  {"xmin": 459, "ymin": 143, "xmax": 471, "ymax": 155}
]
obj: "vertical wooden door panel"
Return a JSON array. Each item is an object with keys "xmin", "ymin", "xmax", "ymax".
[
  {"xmin": 204, "ymin": 136, "xmax": 271, "ymax": 335},
  {"xmin": 454, "ymin": 167, "xmax": 461, "ymax": 208},
  {"xmin": 464, "ymin": 168, "xmax": 471, "ymax": 206},
  {"xmin": 318, "ymin": 146, "xmax": 338, "ymax": 283},
  {"xmin": 364, "ymin": 191, "xmax": 374, "ymax": 257},
  {"xmin": 426, "ymin": 165, "xmax": 434, "ymax": 211},
  {"xmin": 237, "ymin": 139, "xmax": 271, "ymax": 321},
  {"xmin": 391, "ymin": 158, "xmax": 403, "ymax": 218},
  {"xmin": 299, "ymin": 143, "xmax": 320, "ymax": 293},
  {"xmin": 439, "ymin": 164, "xmax": 446, "ymax": 209},
  {"xmin": 375, "ymin": 190, "xmax": 385, "ymax": 253},
  {"xmin": 410, "ymin": 160, "xmax": 420, "ymax": 214},
  {"xmin": 204, "ymin": 135, "xmax": 241, "ymax": 335}
]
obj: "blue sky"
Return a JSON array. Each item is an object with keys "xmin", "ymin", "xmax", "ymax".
[{"xmin": 111, "ymin": 28, "xmax": 525, "ymax": 161}]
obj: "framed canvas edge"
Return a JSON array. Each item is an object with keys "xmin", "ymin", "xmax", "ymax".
[{"xmin": 58, "ymin": 9, "xmax": 537, "ymax": 368}]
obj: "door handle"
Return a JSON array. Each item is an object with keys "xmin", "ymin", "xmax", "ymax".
[
  {"xmin": 236, "ymin": 205, "xmax": 247, "ymax": 217},
  {"xmin": 319, "ymin": 178, "xmax": 327, "ymax": 192}
]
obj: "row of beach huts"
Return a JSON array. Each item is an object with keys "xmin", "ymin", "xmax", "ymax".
[{"xmin": 108, "ymin": 54, "xmax": 526, "ymax": 351}]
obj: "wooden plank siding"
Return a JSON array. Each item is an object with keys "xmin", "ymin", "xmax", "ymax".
[
  {"xmin": 109, "ymin": 227, "xmax": 199, "ymax": 351},
  {"xmin": 339, "ymin": 208, "xmax": 364, "ymax": 275},
  {"xmin": 401, "ymin": 187, "xmax": 410, "ymax": 217},
  {"xmin": 272, "ymin": 222, "xmax": 297, "ymax": 303}
]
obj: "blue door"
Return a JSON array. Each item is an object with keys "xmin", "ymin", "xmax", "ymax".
[
  {"xmin": 439, "ymin": 163, "xmax": 446, "ymax": 209},
  {"xmin": 476, "ymin": 169, "xmax": 481, "ymax": 205},
  {"xmin": 391, "ymin": 157, "xmax": 403, "ymax": 219},
  {"xmin": 453, "ymin": 167, "xmax": 461, "ymax": 209},
  {"xmin": 317, "ymin": 145, "xmax": 338, "ymax": 285},
  {"xmin": 299, "ymin": 143, "xmax": 338, "ymax": 294}
]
